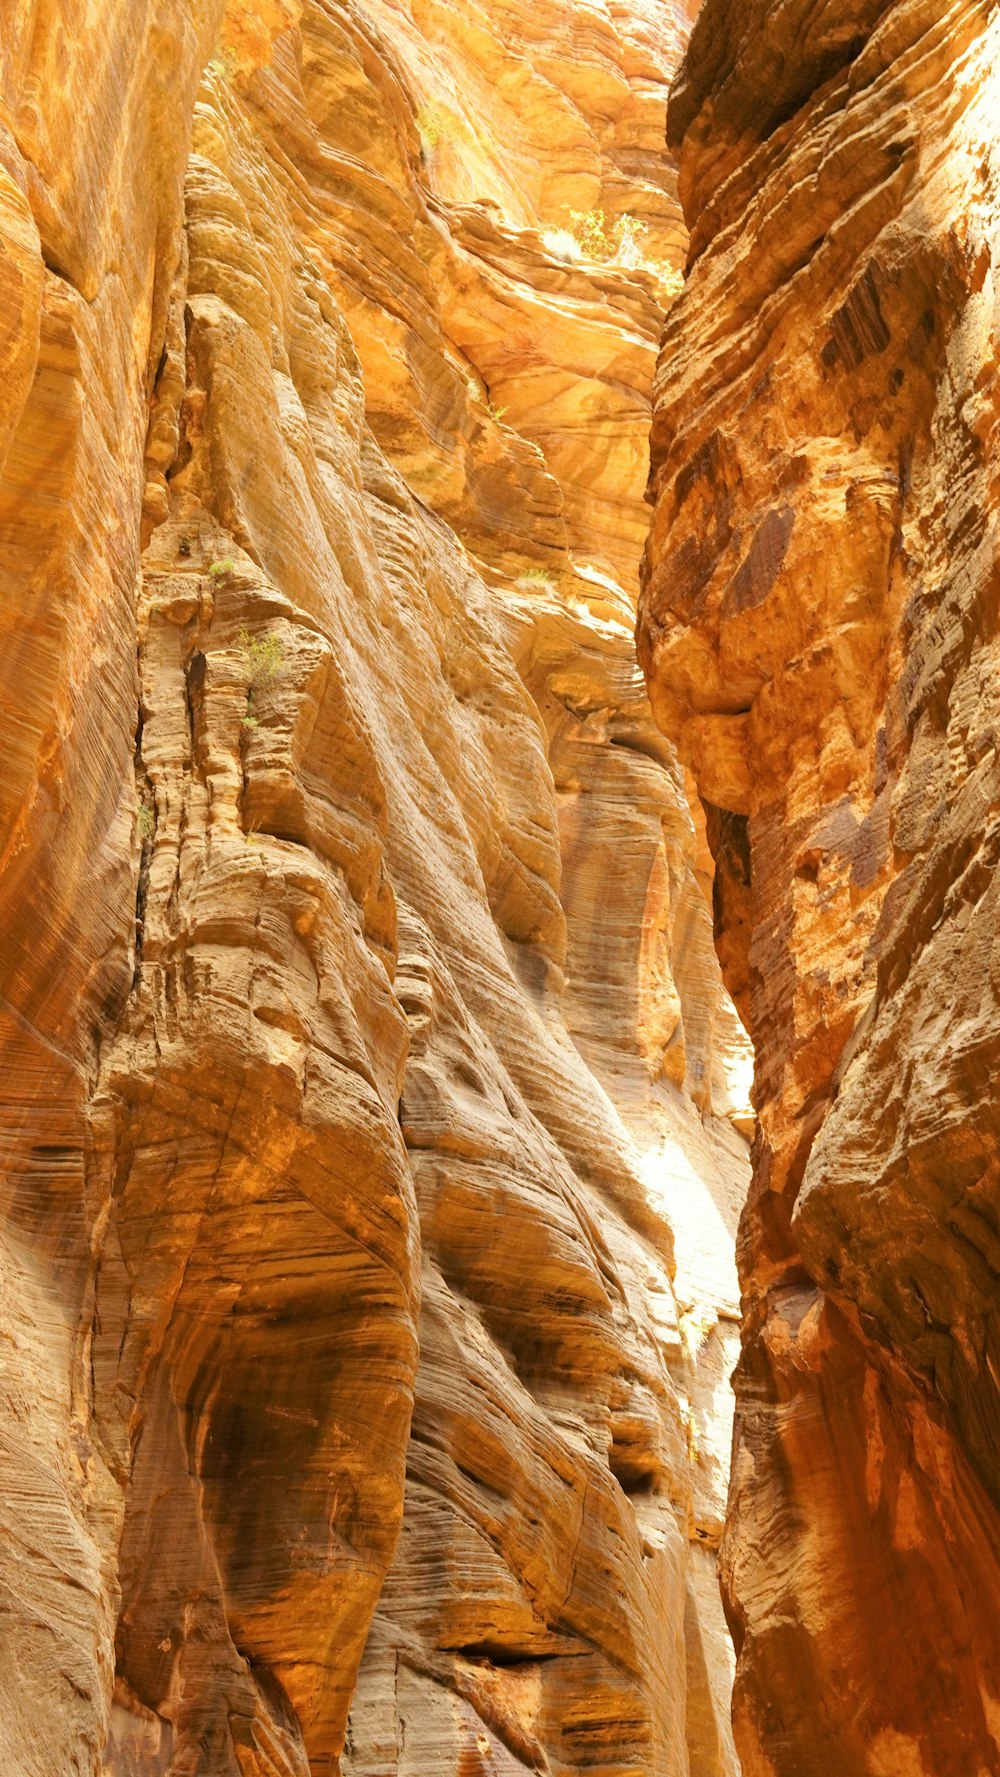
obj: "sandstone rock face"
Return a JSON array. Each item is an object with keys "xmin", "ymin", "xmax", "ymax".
[
  {"xmin": 641, "ymin": 3, "xmax": 1000, "ymax": 1773},
  {"xmin": 0, "ymin": 3, "xmax": 749, "ymax": 1774}
]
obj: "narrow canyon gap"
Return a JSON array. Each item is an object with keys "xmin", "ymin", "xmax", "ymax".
[
  {"xmin": 0, "ymin": 3, "xmax": 753, "ymax": 1776},
  {"xmin": 641, "ymin": 2, "xmax": 1000, "ymax": 1774},
  {"xmin": 6, "ymin": 0, "xmax": 996, "ymax": 1773}
]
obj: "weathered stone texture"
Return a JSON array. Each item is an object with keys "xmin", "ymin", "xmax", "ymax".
[
  {"xmin": 0, "ymin": 2, "xmax": 748, "ymax": 1774},
  {"xmin": 641, "ymin": 2, "xmax": 1000, "ymax": 1772}
]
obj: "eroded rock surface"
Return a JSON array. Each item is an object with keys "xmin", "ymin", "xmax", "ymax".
[
  {"xmin": 641, "ymin": 3, "xmax": 1000, "ymax": 1772},
  {"xmin": 0, "ymin": 2, "xmax": 748, "ymax": 1774}
]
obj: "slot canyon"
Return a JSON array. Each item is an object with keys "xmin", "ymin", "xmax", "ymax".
[{"xmin": 0, "ymin": 1, "xmax": 996, "ymax": 1774}]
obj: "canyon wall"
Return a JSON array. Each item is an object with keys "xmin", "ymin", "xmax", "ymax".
[
  {"xmin": 641, "ymin": 2, "xmax": 1000, "ymax": 1773},
  {"xmin": 0, "ymin": 2, "xmax": 750, "ymax": 1774}
]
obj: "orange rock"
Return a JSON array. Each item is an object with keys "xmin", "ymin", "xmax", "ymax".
[
  {"xmin": 641, "ymin": 1, "xmax": 1000, "ymax": 1771},
  {"xmin": 0, "ymin": 1, "xmax": 749, "ymax": 1773}
]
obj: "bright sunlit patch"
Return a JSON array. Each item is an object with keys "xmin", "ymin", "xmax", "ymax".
[{"xmin": 541, "ymin": 227, "xmax": 583, "ymax": 263}]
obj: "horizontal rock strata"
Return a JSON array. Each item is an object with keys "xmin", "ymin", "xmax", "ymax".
[{"xmin": 641, "ymin": 2, "xmax": 1000, "ymax": 1772}]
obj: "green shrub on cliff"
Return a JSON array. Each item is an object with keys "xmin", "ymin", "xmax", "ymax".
[
  {"xmin": 515, "ymin": 567, "xmax": 555, "ymax": 592},
  {"xmin": 545, "ymin": 207, "xmax": 684, "ymax": 303},
  {"xmin": 239, "ymin": 629, "xmax": 284, "ymax": 730}
]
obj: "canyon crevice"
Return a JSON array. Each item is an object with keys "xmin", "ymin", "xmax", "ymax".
[
  {"xmin": 0, "ymin": 2, "xmax": 752, "ymax": 1775},
  {"xmin": 5, "ymin": 0, "xmax": 996, "ymax": 1771}
]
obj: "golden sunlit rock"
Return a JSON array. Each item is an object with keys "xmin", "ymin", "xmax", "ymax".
[
  {"xmin": 0, "ymin": 2, "xmax": 749, "ymax": 1774},
  {"xmin": 641, "ymin": 2, "xmax": 1000, "ymax": 1772}
]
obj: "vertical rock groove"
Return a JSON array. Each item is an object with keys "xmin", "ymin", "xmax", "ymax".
[
  {"xmin": 0, "ymin": 2, "xmax": 752, "ymax": 1775},
  {"xmin": 641, "ymin": 2, "xmax": 1000, "ymax": 1773}
]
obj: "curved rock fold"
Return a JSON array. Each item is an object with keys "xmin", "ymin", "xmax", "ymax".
[{"xmin": 0, "ymin": 2, "xmax": 750, "ymax": 1774}]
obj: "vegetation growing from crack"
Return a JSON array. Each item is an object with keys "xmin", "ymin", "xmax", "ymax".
[
  {"xmin": 464, "ymin": 370, "xmax": 509, "ymax": 427},
  {"xmin": 208, "ymin": 50, "xmax": 237, "ymax": 81},
  {"xmin": 417, "ymin": 101, "xmax": 460, "ymax": 155},
  {"xmin": 239, "ymin": 629, "xmax": 284, "ymax": 729},
  {"xmin": 542, "ymin": 208, "xmax": 684, "ymax": 302}
]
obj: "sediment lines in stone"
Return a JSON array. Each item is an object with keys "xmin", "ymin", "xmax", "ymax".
[
  {"xmin": 641, "ymin": 3, "xmax": 1000, "ymax": 1773},
  {"xmin": 0, "ymin": 3, "xmax": 749, "ymax": 1775}
]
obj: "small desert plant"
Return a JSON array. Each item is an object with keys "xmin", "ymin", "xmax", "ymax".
[
  {"xmin": 209, "ymin": 50, "xmax": 237, "ymax": 80},
  {"xmin": 568, "ymin": 208, "xmax": 618, "ymax": 261},
  {"xmin": 137, "ymin": 800, "xmax": 155, "ymax": 841},
  {"xmin": 569, "ymin": 208, "xmax": 656, "ymax": 266},
  {"xmin": 515, "ymin": 567, "xmax": 555, "ymax": 591},
  {"xmin": 464, "ymin": 371, "xmax": 509, "ymax": 426},
  {"xmin": 239, "ymin": 628, "xmax": 283, "ymax": 730},
  {"xmin": 416, "ymin": 102, "xmax": 458, "ymax": 154},
  {"xmin": 208, "ymin": 556, "xmax": 238, "ymax": 580},
  {"xmin": 546, "ymin": 211, "xmax": 636, "ymax": 264},
  {"xmin": 549, "ymin": 209, "xmax": 684, "ymax": 304},
  {"xmin": 658, "ymin": 264, "xmax": 684, "ymax": 304},
  {"xmin": 240, "ymin": 630, "xmax": 283, "ymax": 688}
]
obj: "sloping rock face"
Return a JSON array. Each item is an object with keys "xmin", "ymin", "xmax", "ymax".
[
  {"xmin": 641, "ymin": 3, "xmax": 1000, "ymax": 1773},
  {"xmin": 0, "ymin": 3, "xmax": 749, "ymax": 1775}
]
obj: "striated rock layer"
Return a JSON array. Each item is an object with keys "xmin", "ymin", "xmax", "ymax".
[
  {"xmin": 641, "ymin": 2, "xmax": 1000, "ymax": 1773},
  {"xmin": 0, "ymin": 2, "xmax": 749, "ymax": 1775}
]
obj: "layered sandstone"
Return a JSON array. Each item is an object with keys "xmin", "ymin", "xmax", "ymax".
[
  {"xmin": 641, "ymin": 3, "xmax": 1000, "ymax": 1772},
  {"xmin": 0, "ymin": 2, "xmax": 749, "ymax": 1774}
]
